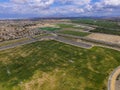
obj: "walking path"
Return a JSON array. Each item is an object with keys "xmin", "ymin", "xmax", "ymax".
[{"xmin": 108, "ymin": 66, "xmax": 120, "ymax": 90}]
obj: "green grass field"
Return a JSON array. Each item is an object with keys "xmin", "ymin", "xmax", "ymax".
[
  {"xmin": 72, "ymin": 19, "xmax": 120, "ymax": 29},
  {"xmin": 72, "ymin": 19, "xmax": 120, "ymax": 35},
  {"xmin": 59, "ymin": 30, "xmax": 90, "ymax": 37},
  {"xmin": 39, "ymin": 27, "xmax": 61, "ymax": 31},
  {"xmin": 57, "ymin": 24, "xmax": 75, "ymax": 28},
  {"xmin": 90, "ymin": 27, "xmax": 120, "ymax": 36},
  {"xmin": 57, "ymin": 23, "xmax": 84, "ymax": 29},
  {"xmin": 0, "ymin": 40, "xmax": 120, "ymax": 90}
]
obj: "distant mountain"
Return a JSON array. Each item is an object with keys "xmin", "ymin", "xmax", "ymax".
[
  {"xmin": 28, "ymin": 16, "xmax": 107, "ymax": 21},
  {"xmin": 27, "ymin": 16, "xmax": 120, "ymax": 20},
  {"xmin": 102, "ymin": 17, "xmax": 120, "ymax": 22},
  {"xmin": 1, "ymin": 16, "xmax": 120, "ymax": 21}
]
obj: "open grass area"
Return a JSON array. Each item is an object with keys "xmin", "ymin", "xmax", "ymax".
[
  {"xmin": 39, "ymin": 27, "xmax": 61, "ymax": 31},
  {"xmin": 90, "ymin": 27, "xmax": 120, "ymax": 36},
  {"xmin": 72, "ymin": 19, "xmax": 120, "ymax": 29},
  {"xmin": 57, "ymin": 23, "xmax": 84, "ymax": 29},
  {"xmin": 72, "ymin": 19, "xmax": 120, "ymax": 36},
  {"xmin": 57, "ymin": 24, "xmax": 75, "ymax": 28},
  {"xmin": 59, "ymin": 30, "xmax": 90, "ymax": 37},
  {"xmin": 0, "ymin": 40, "xmax": 120, "ymax": 90}
]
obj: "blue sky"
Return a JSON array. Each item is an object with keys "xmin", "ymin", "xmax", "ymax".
[{"xmin": 0, "ymin": 0, "xmax": 120, "ymax": 19}]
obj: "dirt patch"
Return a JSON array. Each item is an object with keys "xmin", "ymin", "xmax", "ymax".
[
  {"xmin": 21, "ymin": 72, "xmax": 57, "ymax": 90},
  {"xmin": 87, "ymin": 33, "xmax": 120, "ymax": 44}
]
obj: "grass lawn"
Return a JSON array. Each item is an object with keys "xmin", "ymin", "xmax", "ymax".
[
  {"xmin": 59, "ymin": 30, "xmax": 90, "ymax": 37},
  {"xmin": 0, "ymin": 40, "xmax": 120, "ymax": 90},
  {"xmin": 39, "ymin": 27, "xmax": 61, "ymax": 31}
]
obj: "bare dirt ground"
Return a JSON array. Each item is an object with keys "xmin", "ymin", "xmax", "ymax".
[{"xmin": 87, "ymin": 33, "xmax": 120, "ymax": 44}]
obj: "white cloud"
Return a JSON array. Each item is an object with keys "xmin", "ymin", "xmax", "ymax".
[
  {"xmin": 27, "ymin": 0, "xmax": 54, "ymax": 8},
  {"xmin": 57, "ymin": 0, "xmax": 91, "ymax": 5},
  {"xmin": 0, "ymin": 0, "xmax": 119, "ymax": 17},
  {"xmin": 10, "ymin": 0, "xmax": 54, "ymax": 8},
  {"xmin": 10, "ymin": 0, "xmax": 26, "ymax": 4},
  {"xmin": 103, "ymin": 0, "xmax": 120, "ymax": 6}
]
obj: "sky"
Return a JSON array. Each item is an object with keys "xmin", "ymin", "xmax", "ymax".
[{"xmin": 0, "ymin": 0, "xmax": 120, "ymax": 19}]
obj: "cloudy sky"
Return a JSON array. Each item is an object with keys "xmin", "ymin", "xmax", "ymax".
[{"xmin": 0, "ymin": 0, "xmax": 120, "ymax": 18}]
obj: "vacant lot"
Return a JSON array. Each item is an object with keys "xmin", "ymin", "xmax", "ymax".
[
  {"xmin": 0, "ymin": 40, "xmax": 120, "ymax": 90},
  {"xmin": 87, "ymin": 33, "xmax": 120, "ymax": 44}
]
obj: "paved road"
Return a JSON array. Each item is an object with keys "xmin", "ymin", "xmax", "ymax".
[
  {"xmin": 56, "ymin": 33, "xmax": 84, "ymax": 39},
  {"xmin": 108, "ymin": 66, "xmax": 120, "ymax": 90},
  {"xmin": 0, "ymin": 38, "xmax": 38, "ymax": 51},
  {"xmin": 116, "ymin": 76, "xmax": 120, "ymax": 90},
  {"xmin": 0, "ymin": 35, "xmax": 55, "ymax": 51},
  {"xmin": 54, "ymin": 36, "xmax": 92, "ymax": 49},
  {"xmin": 1, "ymin": 32, "xmax": 120, "ymax": 51},
  {"xmin": 57, "ymin": 33, "xmax": 120, "ymax": 49},
  {"xmin": 0, "ymin": 34, "xmax": 92, "ymax": 51}
]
